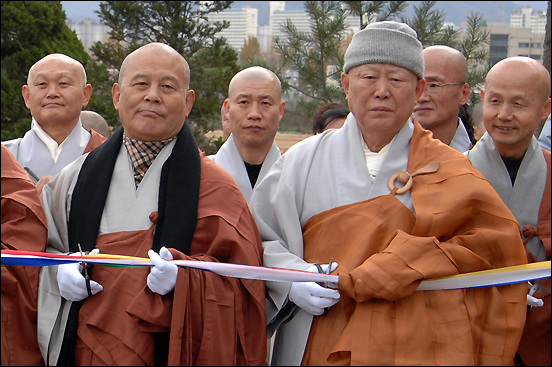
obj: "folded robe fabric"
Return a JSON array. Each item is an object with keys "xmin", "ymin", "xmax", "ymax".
[{"xmin": 300, "ymin": 124, "xmax": 529, "ymax": 366}]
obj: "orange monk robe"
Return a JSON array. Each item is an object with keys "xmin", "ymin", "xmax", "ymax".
[
  {"xmin": 301, "ymin": 126, "xmax": 528, "ymax": 366},
  {"xmin": 84, "ymin": 129, "xmax": 107, "ymax": 154},
  {"xmin": 1, "ymin": 143, "xmax": 48, "ymax": 366},
  {"xmin": 71, "ymin": 156, "xmax": 267, "ymax": 366}
]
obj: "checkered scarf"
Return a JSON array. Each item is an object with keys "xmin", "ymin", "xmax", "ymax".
[{"xmin": 123, "ymin": 134, "xmax": 175, "ymax": 187}]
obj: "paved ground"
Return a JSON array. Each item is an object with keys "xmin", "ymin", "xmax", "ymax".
[{"xmin": 207, "ymin": 131, "xmax": 313, "ymax": 153}]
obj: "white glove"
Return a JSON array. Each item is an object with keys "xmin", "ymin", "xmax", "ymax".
[
  {"xmin": 288, "ymin": 263, "xmax": 340, "ymax": 316},
  {"xmin": 57, "ymin": 249, "xmax": 103, "ymax": 301},
  {"xmin": 147, "ymin": 247, "xmax": 178, "ymax": 295}
]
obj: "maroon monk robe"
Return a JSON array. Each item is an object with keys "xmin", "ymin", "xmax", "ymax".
[
  {"xmin": 1, "ymin": 143, "xmax": 48, "ymax": 366},
  {"xmin": 72, "ymin": 156, "xmax": 267, "ymax": 366}
]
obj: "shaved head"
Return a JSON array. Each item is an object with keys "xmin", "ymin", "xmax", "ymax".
[
  {"xmin": 28, "ymin": 53, "xmax": 87, "ymax": 86},
  {"xmin": 119, "ymin": 43, "xmax": 191, "ymax": 89},
  {"xmin": 485, "ymin": 57, "xmax": 550, "ymax": 102},
  {"xmin": 423, "ymin": 45, "xmax": 468, "ymax": 82},
  {"xmin": 228, "ymin": 66, "xmax": 282, "ymax": 99}
]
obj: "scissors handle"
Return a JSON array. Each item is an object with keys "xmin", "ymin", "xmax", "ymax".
[{"xmin": 77, "ymin": 243, "xmax": 93, "ymax": 297}]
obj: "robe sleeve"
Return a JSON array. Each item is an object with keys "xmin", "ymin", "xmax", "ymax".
[{"xmin": 1, "ymin": 144, "xmax": 48, "ymax": 366}]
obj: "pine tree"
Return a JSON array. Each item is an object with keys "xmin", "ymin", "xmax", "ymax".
[
  {"xmin": 343, "ymin": 1, "xmax": 408, "ymax": 29},
  {"xmin": 404, "ymin": 1, "xmax": 458, "ymax": 47},
  {"xmin": 274, "ymin": 1, "xmax": 349, "ymax": 119}
]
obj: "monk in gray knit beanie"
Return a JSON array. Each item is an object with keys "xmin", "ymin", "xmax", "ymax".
[
  {"xmin": 343, "ymin": 21, "xmax": 424, "ymax": 78},
  {"xmin": 340, "ymin": 20, "xmax": 426, "ymax": 153}
]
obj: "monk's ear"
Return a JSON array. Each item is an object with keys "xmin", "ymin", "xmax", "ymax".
[
  {"xmin": 341, "ymin": 72, "xmax": 350, "ymax": 96},
  {"xmin": 22, "ymin": 85, "xmax": 31, "ymax": 109},
  {"xmin": 82, "ymin": 84, "xmax": 93, "ymax": 108},
  {"xmin": 459, "ymin": 83, "xmax": 470, "ymax": 105},
  {"xmin": 112, "ymin": 83, "xmax": 121, "ymax": 110},
  {"xmin": 184, "ymin": 89, "xmax": 195, "ymax": 118},
  {"xmin": 415, "ymin": 78, "xmax": 426, "ymax": 99},
  {"xmin": 540, "ymin": 98, "xmax": 551, "ymax": 121}
]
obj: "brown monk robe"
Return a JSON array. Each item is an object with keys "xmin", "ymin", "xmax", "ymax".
[
  {"xmin": 1, "ymin": 143, "xmax": 48, "ymax": 366},
  {"xmin": 70, "ymin": 155, "xmax": 267, "ymax": 365},
  {"xmin": 516, "ymin": 150, "xmax": 551, "ymax": 367},
  {"xmin": 301, "ymin": 125, "xmax": 528, "ymax": 365},
  {"xmin": 84, "ymin": 129, "xmax": 108, "ymax": 154}
]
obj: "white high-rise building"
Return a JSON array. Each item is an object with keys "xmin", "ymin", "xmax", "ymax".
[
  {"xmin": 510, "ymin": 6, "xmax": 546, "ymax": 35},
  {"xmin": 270, "ymin": 10, "xmax": 312, "ymax": 42},
  {"xmin": 207, "ymin": 7, "xmax": 258, "ymax": 51},
  {"xmin": 269, "ymin": 1, "xmax": 286, "ymax": 25},
  {"xmin": 66, "ymin": 18, "xmax": 110, "ymax": 51}
]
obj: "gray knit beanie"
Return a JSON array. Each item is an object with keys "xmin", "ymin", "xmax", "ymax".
[{"xmin": 343, "ymin": 21, "xmax": 424, "ymax": 78}]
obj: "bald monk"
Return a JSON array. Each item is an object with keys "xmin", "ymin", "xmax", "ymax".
[
  {"xmin": 1, "ymin": 143, "xmax": 48, "ymax": 366},
  {"xmin": 37, "ymin": 43, "xmax": 266, "ymax": 366},
  {"xmin": 414, "ymin": 45, "xmax": 474, "ymax": 151},
  {"xmin": 250, "ymin": 21, "xmax": 528, "ymax": 366},
  {"xmin": 466, "ymin": 56, "xmax": 551, "ymax": 366},
  {"xmin": 210, "ymin": 66, "xmax": 285, "ymax": 201},
  {"xmin": 2, "ymin": 53, "xmax": 106, "ymax": 182},
  {"xmin": 80, "ymin": 110, "xmax": 111, "ymax": 138}
]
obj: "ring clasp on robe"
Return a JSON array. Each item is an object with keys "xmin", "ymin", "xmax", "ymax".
[{"xmin": 388, "ymin": 171, "xmax": 413, "ymax": 195}]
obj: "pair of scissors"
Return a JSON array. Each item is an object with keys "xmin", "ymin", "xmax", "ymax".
[
  {"xmin": 78, "ymin": 243, "xmax": 93, "ymax": 297},
  {"xmin": 314, "ymin": 258, "xmax": 337, "ymax": 289},
  {"xmin": 313, "ymin": 258, "xmax": 338, "ymax": 316}
]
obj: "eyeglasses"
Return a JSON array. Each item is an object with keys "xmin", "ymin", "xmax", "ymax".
[{"xmin": 424, "ymin": 82, "xmax": 466, "ymax": 96}]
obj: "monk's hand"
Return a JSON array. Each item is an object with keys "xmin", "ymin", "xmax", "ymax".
[
  {"xmin": 147, "ymin": 247, "xmax": 178, "ymax": 295},
  {"xmin": 57, "ymin": 249, "xmax": 103, "ymax": 301},
  {"xmin": 288, "ymin": 263, "xmax": 340, "ymax": 316}
]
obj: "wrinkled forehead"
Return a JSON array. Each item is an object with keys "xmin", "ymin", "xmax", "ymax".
[
  {"xmin": 119, "ymin": 45, "xmax": 190, "ymax": 87},
  {"xmin": 28, "ymin": 54, "xmax": 85, "ymax": 83}
]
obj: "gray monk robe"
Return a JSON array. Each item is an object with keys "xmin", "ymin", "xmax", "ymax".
[
  {"xmin": 2, "ymin": 118, "xmax": 106, "ymax": 179},
  {"xmin": 210, "ymin": 134, "xmax": 281, "ymax": 201},
  {"xmin": 466, "ymin": 133, "xmax": 551, "ymax": 366}
]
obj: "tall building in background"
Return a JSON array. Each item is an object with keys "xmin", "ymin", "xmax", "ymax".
[
  {"xmin": 509, "ymin": 6, "xmax": 546, "ymax": 34},
  {"xmin": 270, "ymin": 9, "xmax": 312, "ymax": 42},
  {"xmin": 207, "ymin": 7, "xmax": 258, "ymax": 51},
  {"xmin": 269, "ymin": 1, "xmax": 286, "ymax": 23},
  {"xmin": 66, "ymin": 18, "xmax": 110, "ymax": 51}
]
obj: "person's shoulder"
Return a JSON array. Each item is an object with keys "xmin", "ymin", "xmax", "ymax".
[
  {"xmin": 278, "ymin": 131, "xmax": 335, "ymax": 164},
  {"xmin": 1, "ymin": 143, "xmax": 27, "ymax": 181},
  {"xmin": 1, "ymin": 137, "xmax": 23, "ymax": 151},
  {"xmin": 198, "ymin": 152, "xmax": 249, "ymax": 214},
  {"xmin": 413, "ymin": 125, "xmax": 485, "ymax": 179}
]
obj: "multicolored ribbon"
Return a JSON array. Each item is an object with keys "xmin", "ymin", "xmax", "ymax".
[{"xmin": 1, "ymin": 250, "xmax": 550, "ymax": 290}]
